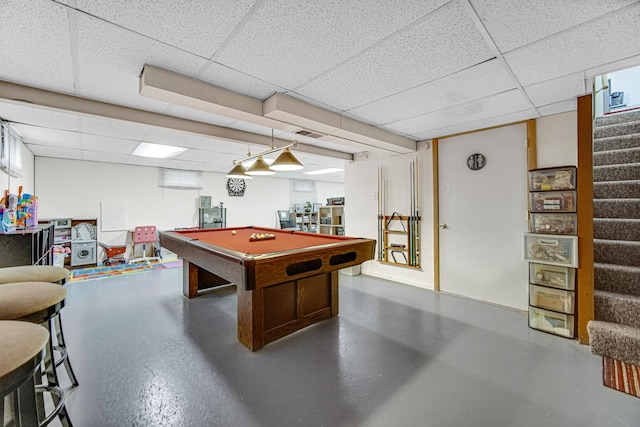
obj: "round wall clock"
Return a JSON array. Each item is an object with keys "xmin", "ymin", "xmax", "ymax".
[
  {"xmin": 467, "ymin": 153, "xmax": 486, "ymax": 171},
  {"xmin": 226, "ymin": 178, "xmax": 246, "ymax": 196}
]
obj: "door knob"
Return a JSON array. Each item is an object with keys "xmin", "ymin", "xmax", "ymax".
[{"xmin": 439, "ymin": 223, "xmax": 447, "ymax": 229}]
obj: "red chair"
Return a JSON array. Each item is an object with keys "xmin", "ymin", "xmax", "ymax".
[{"xmin": 129, "ymin": 226, "xmax": 161, "ymax": 264}]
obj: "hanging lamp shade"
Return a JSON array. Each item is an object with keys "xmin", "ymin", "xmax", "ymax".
[
  {"xmin": 226, "ymin": 162, "xmax": 253, "ymax": 179},
  {"xmin": 246, "ymin": 156, "xmax": 275, "ymax": 175},
  {"xmin": 271, "ymin": 148, "xmax": 304, "ymax": 171}
]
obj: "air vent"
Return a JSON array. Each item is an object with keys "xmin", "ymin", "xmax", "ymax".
[{"xmin": 295, "ymin": 130, "xmax": 324, "ymax": 139}]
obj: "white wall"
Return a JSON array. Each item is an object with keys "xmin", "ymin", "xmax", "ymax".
[
  {"xmin": 346, "ymin": 114, "xmax": 578, "ymax": 293},
  {"xmin": 34, "ymin": 158, "xmax": 304, "ymax": 257},
  {"xmin": 317, "ymin": 181, "xmax": 344, "ymax": 206},
  {"xmin": 346, "ymin": 147, "xmax": 433, "ymax": 288},
  {"xmin": 537, "ymin": 111, "xmax": 578, "ymax": 168},
  {"xmin": 1, "ymin": 138, "xmax": 34, "ymax": 198}
]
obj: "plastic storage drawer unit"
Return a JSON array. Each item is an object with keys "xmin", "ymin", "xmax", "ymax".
[
  {"xmin": 529, "ymin": 306, "xmax": 575, "ymax": 338},
  {"xmin": 529, "ymin": 284, "xmax": 574, "ymax": 314},
  {"xmin": 529, "ymin": 263, "xmax": 575, "ymax": 290},
  {"xmin": 524, "ymin": 233, "xmax": 578, "ymax": 267}
]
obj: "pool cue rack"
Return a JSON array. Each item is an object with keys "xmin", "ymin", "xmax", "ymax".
[
  {"xmin": 377, "ymin": 157, "xmax": 421, "ymax": 269},
  {"xmin": 380, "ymin": 214, "xmax": 421, "ymax": 268}
]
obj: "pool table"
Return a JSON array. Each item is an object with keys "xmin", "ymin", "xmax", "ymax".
[{"xmin": 159, "ymin": 226, "xmax": 376, "ymax": 351}]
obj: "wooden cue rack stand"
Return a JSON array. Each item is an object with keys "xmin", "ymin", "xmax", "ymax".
[{"xmin": 380, "ymin": 213, "xmax": 421, "ymax": 269}]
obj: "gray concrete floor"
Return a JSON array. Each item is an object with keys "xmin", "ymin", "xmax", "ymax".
[{"xmin": 53, "ymin": 267, "xmax": 640, "ymax": 427}]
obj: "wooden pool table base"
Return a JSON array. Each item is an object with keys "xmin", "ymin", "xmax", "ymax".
[{"xmin": 185, "ymin": 261, "xmax": 338, "ymax": 351}]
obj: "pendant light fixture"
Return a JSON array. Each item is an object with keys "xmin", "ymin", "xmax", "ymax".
[
  {"xmin": 246, "ymin": 155, "xmax": 275, "ymax": 175},
  {"xmin": 271, "ymin": 147, "xmax": 304, "ymax": 171},
  {"xmin": 226, "ymin": 131, "xmax": 303, "ymax": 177},
  {"xmin": 226, "ymin": 162, "xmax": 252, "ymax": 179}
]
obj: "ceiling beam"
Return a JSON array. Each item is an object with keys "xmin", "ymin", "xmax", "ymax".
[
  {"xmin": 0, "ymin": 80, "xmax": 353, "ymax": 160},
  {"xmin": 140, "ymin": 65, "xmax": 416, "ymax": 154}
]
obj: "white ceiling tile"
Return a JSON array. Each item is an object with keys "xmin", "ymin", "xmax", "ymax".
[
  {"xmin": 386, "ymin": 89, "xmax": 533, "ymax": 136},
  {"xmin": 470, "ymin": 0, "xmax": 637, "ymax": 53},
  {"xmin": 584, "ymin": 53, "xmax": 640, "ymax": 79},
  {"xmin": 505, "ymin": 3, "xmax": 640, "ymax": 86},
  {"xmin": 296, "ymin": 1, "xmax": 495, "ymax": 110},
  {"xmin": 0, "ymin": 102, "xmax": 81, "ymax": 132},
  {"xmin": 81, "ymin": 150, "xmax": 129, "ymax": 163},
  {"xmin": 75, "ymin": 0, "xmax": 256, "ymax": 58},
  {"xmin": 348, "ymin": 59, "xmax": 516, "ymax": 124},
  {"xmin": 143, "ymin": 128, "xmax": 207, "ymax": 148},
  {"xmin": 12, "ymin": 125, "xmax": 82, "ymax": 149},
  {"xmin": 81, "ymin": 134, "xmax": 138, "ymax": 154},
  {"xmin": 524, "ymin": 72, "xmax": 587, "ymax": 107},
  {"xmin": 536, "ymin": 99, "xmax": 577, "ymax": 117},
  {"xmin": 73, "ymin": 12, "xmax": 210, "ymax": 111},
  {"xmin": 80, "ymin": 116, "xmax": 152, "ymax": 141},
  {"xmin": 28, "ymin": 145, "xmax": 84, "ymax": 160},
  {"xmin": 194, "ymin": 138, "xmax": 248, "ymax": 155},
  {"xmin": 413, "ymin": 109, "xmax": 536, "ymax": 141},
  {"xmin": 216, "ymin": 0, "xmax": 450, "ymax": 88},
  {"xmin": 175, "ymin": 149, "xmax": 230, "ymax": 163},
  {"xmin": 161, "ymin": 159, "xmax": 206, "ymax": 171},
  {"xmin": 124, "ymin": 156, "xmax": 168, "ymax": 168},
  {"xmin": 0, "ymin": 0, "xmax": 75, "ymax": 93}
]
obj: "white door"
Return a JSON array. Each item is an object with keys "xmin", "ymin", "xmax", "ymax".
[{"xmin": 438, "ymin": 124, "xmax": 529, "ymax": 310}]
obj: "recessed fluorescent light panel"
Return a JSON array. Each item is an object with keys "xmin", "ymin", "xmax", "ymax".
[
  {"xmin": 304, "ymin": 168, "xmax": 343, "ymax": 175},
  {"xmin": 133, "ymin": 142, "xmax": 187, "ymax": 158}
]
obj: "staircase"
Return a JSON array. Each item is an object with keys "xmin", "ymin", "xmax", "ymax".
[{"xmin": 587, "ymin": 109, "xmax": 640, "ymax": 397}]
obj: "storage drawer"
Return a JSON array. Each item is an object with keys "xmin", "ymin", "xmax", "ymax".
[
  {"xmin": 530, "ymin": 213, "xmax": 577, "ymax": 235},
  {"xmin": 529, "ymin": 285, "xmax": 574, "ymax": 314},
  {"xmin": 529, "ymin": 306, "xmax": 575, "ymax": 338},
  {"xmin": 529, "ymin": 191, "xmax": 576, "ymax": 213},
  {"xmin": 529, "ymin": 263, "xmax": 575, "ymax": 290},
  {"xmin": 529, "ymin": 166, "xmax": 576, "ymax": 191},
  {"xmin": 53, "ymin": 218, "xmax": 72, "ymax": 229},
  {"xmin": 524, "ymin": 233, "xmax": 578, "ymax": 267}
]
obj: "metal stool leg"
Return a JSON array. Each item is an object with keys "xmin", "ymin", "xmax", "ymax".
[
  {"xmin": 43, "ymin": 320, "xmax": 73, "ymax": 427},
  {"xmin": 53, "ymin": 313, "xmax": 79, "ymax": 386}
]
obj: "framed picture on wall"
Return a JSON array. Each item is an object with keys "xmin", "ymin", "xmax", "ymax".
[
  {"xmin": 294, "ymin": 204, "xmax": 301, "ymax": 213},
  {"xmin": 312, "ymin": 203, "xmax": 322, "ymax": 213}
]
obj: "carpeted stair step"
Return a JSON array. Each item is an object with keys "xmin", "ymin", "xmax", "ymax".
[
  {"xmin": 596, "ymin": 110, "xmax": 640, "ymax": 127},
  {"xmin": 593, "ymin": 163, "xmax": 640, "ymax": 182},
  {"xmin": 593, "ymin": 199, "xmax": 640, "ymax": 219},
  {"xmin": 588, "ymin": 320, "xmax": 640, "ymax": 366},
  {"xmin": 594, "ymin": 218, "xmax": 640, "ymax": 240},
  {"xmin": 594, "ymin": 180, "xmax": 640, "ymax": 199},
  {"xmin": 595, "ymin": 290, "xmax": 640, "ymax": 329},
  {"xmin": 594, "ymin": 134, "xmax": 640, "ymax": 152},
  {"xmin": 595, "ymin": 263, "xmax": 640, "ymax": 295},
  {"xmin": 594, "ymin": 121, "xmax": 640, "ymax": 139},
  {"xmin": 594, "ymin": 146, "xmax": 640, "ymax": 166},
  {"xmin": 594, "ymin": 239, "xmax": 640, "ymax": 267}
]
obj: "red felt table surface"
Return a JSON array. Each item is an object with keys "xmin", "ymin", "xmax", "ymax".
[{"xmin": 172, "ymin": 227, "xmax": 355, "ymax": 255}]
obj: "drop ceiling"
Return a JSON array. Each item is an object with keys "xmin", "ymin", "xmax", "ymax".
[{"xmin": 0, "ymin": 0, "xmax": 639, "ymax": 183}]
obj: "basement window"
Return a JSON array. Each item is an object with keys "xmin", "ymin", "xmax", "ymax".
[{"xmin": 0, "ymin": 121, "xmax": 23, "ymax": 178}]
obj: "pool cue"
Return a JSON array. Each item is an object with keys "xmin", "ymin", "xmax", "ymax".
[
  {"xmin": 409, "ymin": 159, "xmax": 414, "ymax": 266},
  {"xmin": 414, "ymin": 156, "xmax": 420, "ymax": 267},
  {"xmin": 378, "ymin": 166, "xmax": 384, "ymax": 261}
]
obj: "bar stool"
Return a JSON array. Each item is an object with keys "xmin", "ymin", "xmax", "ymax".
[
  {"xmin": 0, "ymin": 320, "xmax": 49, "ymax": 426},
  {"xmin": 0, "ymin": 266, "xmax": 78, "ymax": 387},
  {"xmin": 0, "ymin": 283, "xmax": 73, "ymax": 426}
]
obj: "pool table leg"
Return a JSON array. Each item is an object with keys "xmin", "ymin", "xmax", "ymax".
[{"xmin": 183, "ymin": 260, "xmax": 233, "ymax": 299}]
